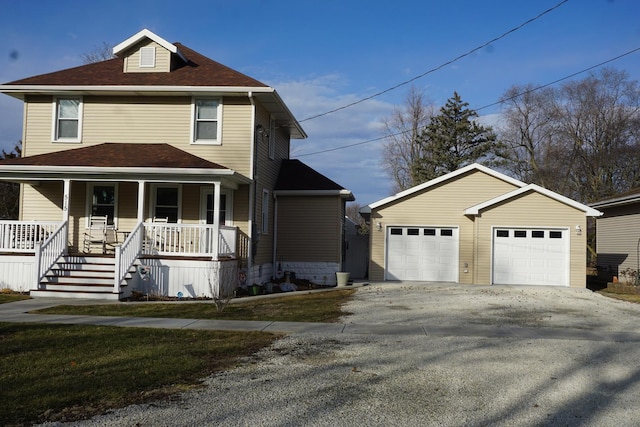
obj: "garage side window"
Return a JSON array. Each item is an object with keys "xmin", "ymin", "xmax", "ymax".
[
  {"xmin": 390, "ymin": 228, "xmax": 403, "ymax": 235},
  {"xmin": 441, "ymin": 229, "xmax": 453, "ymax": 236},
  {"xmin": 550, "ymin": 231, "xmax": 563, "ymax": 239},
  {"xmin": 496, "ymin": 230, "xmax": 509, "ymax": 237}
]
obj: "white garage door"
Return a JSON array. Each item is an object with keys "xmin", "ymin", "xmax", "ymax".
[
  {"xmin": 492, "ymin": 228, "xmax": 569, "ymax": 286},
  {"xmin": 386, "ymin": 226, "xmax": 458, "ymax": 281}
]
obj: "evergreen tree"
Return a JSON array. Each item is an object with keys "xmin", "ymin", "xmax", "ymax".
[{"xmin": 414, "ymin": 92, "xmax": 498, "ymax": 182}]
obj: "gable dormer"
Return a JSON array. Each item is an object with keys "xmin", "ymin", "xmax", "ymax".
[{"xmin": 112, "ymin": 28, "xmax": 186, "ymax": 73}]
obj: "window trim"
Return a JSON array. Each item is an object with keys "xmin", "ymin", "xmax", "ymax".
[
  {"xmin": 52, "ymin": 97, "xmax": 83, "ymax": 143},
  {"xmin": 86, "ymin": 183, "xmax": 118, "ymax": 227},
  {"xmin": 149, "ymin": 184, "xmax": 182, "ymax": 223},
  {"xmin": 190, "ymin": 97, "xmax": 222, "ymax": 145}
]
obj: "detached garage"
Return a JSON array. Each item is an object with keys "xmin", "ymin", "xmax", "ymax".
[{"xmin": 361, "ymin": 164, "xmax": 602, "ymax": 288}]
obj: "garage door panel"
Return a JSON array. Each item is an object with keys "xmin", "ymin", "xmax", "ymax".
[
  {"xmin": 386, "ymin": 226, "xmax": 458, "ymax": 282},
  {"xmin": 493, "ymin": 228, "xmax": 568, "ymax": 286}
]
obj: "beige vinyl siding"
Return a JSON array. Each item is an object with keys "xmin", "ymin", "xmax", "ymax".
[
  {"xmin": 82, "ymin": 96, "xmax": 189, "ymax": 143},
  {"xmin": 276, "ymin": 196, "xmax": 342, "ymax": 263},
  {"xmin": 123, "ymin": 40, "xmax": 171, "ymax": 73},
  {"xmin": 596, "ymin": 204, "xmax": 640, "ymax": 278},
  {"xmin": 22, "ymin": 95, "xmax": 254, "ymax": 176},
  {"xmin": 474, "ymin": 191, "xmax": 586, "ymax": 288},
  {"xmin": 369, "ymin": 170, "xmax": 520, "ymax": 282},
  {"xmin": 21, "ymin": 183, "xmax": 63, "ymax": 222},
  {"xmin": 23, "ymin": 96, "xmax": 54, "ymax": 156}
]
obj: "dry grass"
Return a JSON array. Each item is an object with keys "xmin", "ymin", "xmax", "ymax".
[{"xmin": 0, "ymin": 289, "xmax": 356, "ymax": 425}]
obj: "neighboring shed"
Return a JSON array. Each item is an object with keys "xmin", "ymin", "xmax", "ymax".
[
  {"xmin": 591, "ymin": 188, "xmax": 640, "ymax": 284},
  {"xmin": 273, "ymin": 159, "xmax": 354, "ymax": 285},
  {"xmin": 360, "ymin": 164, "xmax": 602, "ymax": 288}
]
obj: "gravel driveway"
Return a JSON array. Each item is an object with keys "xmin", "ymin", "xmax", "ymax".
[{"xmin": 41, "ymin": 283, "xmax": 640, "ymax": 427}]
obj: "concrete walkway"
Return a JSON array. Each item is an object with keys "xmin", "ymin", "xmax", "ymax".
[{"xmin": 2, "ymin": 296, "xmax": 640, "ymax": 343}]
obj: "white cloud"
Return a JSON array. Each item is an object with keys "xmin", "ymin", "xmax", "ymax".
[{"xmin": 273, "ymin": 74, "xmax": 398, "ymax": 204}]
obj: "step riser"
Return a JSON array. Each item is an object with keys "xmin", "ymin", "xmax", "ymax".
[
  {"xmin": 43, "ymin": 277, "xmax": 115, "ymax": 285},
  {"xmin": 31, "ymin": 290, "xmax": 122, "ymax": 300},
  {"xmin": 54, "ymin": 265, "xmax": 115, "ymax": 272},
  {"xmin": 39, "ymin": 284, "xmax": 115, "ymax": 293}
]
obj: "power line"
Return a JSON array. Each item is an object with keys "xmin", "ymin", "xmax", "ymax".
[
  {"xmin": 475, "ymin": 46, "xmax": 640, "ymax": 112},
  {"xmin": 298, "ymin": 0, "xmax": 569, "ymax": 123},
  {"xmin": 295, "ymin": 46, "xmax": 640, "ymax": 158}
]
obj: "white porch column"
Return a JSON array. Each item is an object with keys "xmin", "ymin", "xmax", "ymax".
[
  {"xmin": 137, "ymin": 180, "xmax": 145, "ymax": 222},
  {"xmin": 212, "ymin": 181, "xmax": 221, "ymax": 259},
  {"xmin": 62, "ymin": 179, "xmax": 71, "ymax": 253}
]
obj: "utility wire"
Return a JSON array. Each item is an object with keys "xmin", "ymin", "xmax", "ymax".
[
  {"xmin": 295, "ymin": 46, "xmax": 640, "ymax": 158},
  {"xmin": 298, "ymin": 0, "xmax": 569, "ymax": 123}
]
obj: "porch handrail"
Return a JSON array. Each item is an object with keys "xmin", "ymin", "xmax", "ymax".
[
  {"xmin": 34, "ymin": 221, "xmax": 68, "ymax": 287},
  {"xmin": 114, "ymin": 221, "xmax": 144, "ymax": 294}
]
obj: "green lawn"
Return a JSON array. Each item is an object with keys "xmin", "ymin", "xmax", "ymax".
[{"xmin": 0, "ymin": 289, "xmax": 355, "ymax": 425}]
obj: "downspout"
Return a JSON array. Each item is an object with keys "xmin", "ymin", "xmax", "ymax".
[{"xmin": 248, "ymin": 92, "xmax": 256, "ymax": 285}]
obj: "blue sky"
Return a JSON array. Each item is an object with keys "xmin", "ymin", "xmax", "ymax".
[{"xmin": 1, "ymin": 0, "xmax": 639, "ymax": 205}]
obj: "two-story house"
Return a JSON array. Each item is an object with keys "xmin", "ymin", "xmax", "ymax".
[{"xmin": 0, "ymin": 29, "xmax": 354, "ymax": 299}]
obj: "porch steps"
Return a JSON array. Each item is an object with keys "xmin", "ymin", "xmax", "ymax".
[{"xmin": 31, "ymin": 255, "xmax": 135, "ymax": 300}]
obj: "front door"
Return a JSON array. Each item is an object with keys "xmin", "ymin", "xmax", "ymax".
[{"xmin": 200, "ymin": 188, "xmax": 231, "ymax": 252}]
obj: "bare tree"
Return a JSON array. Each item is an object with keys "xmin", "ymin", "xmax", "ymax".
[
  {"xmin": 557, "ymin": 68, "xmax": 640, "ymax": 202},
  {"xmin": 381, "ymin": 86, "xmax": 435, "ymax": 193},
  {"xmin": 497, "ymin": 85, "xmax": 572, "ymax": 195},
  {"xmin": 81, "ymin": 42, "xmax": 114, "ymax": 64},
  {"xmin": 497, "ymin": 68, "xmax": 640, "ymax": 203}
]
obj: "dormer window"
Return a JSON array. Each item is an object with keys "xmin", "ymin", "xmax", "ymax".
[
  {"xmin": 139, "ymin": 47, "xmax": 156, "ymax": 68},
  {"xmin": 192, "ymin": 98, "xmax": 222, "ymax": 144},
  {"xmin": 53, "ymin": 97, "xmax": 82, "ymax": 142}
]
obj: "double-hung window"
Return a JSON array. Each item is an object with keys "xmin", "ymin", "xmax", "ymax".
[
  {"xmin": 192, "ymin": 98, "xmax": 221, "ymax": 144},
  {"xmin": 53, "ymin": 97, "xmax": 82, "ymax": 142}
]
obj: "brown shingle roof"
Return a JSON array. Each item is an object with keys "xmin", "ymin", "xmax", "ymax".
[
  {"xmin": 275, "ymin": 159, "xmax": 347, "ymax": 191},
  {"xmin": 0, "ymin": 143, "xmax": 226, "ymax": 169},
  {"xmin": 3, "ymin": 43, "xmax": 268, "ymax": 88}
]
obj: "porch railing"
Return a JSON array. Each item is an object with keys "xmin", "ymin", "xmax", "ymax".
[
  {"xmin": 0, "ymin": 221, "xmax": 61, "ymax": 253},
  {"xmin": 114, "ymin": 221, "xmax": 144, "ymax": 294},
  {"xmin": 35, "ymin": 221, "xmax": 68, "ymax": 287},
  {"xmin": 142, "ymin": 223, "xmax": 238, "ymax": 258}
]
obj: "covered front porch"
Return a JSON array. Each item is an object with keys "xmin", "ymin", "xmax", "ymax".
[{"xmin": 0, "ymin": 143, "xmax": 252, "ymax": 299}]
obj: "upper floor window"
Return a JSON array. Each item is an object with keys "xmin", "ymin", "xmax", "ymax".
[
  {"xmin": 192, "ymin": 98, "xmax": 222, "ymax": 144},
  {"xmin": 53, "ymin": 97, "xmax": 82, "ymax": 142}
]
